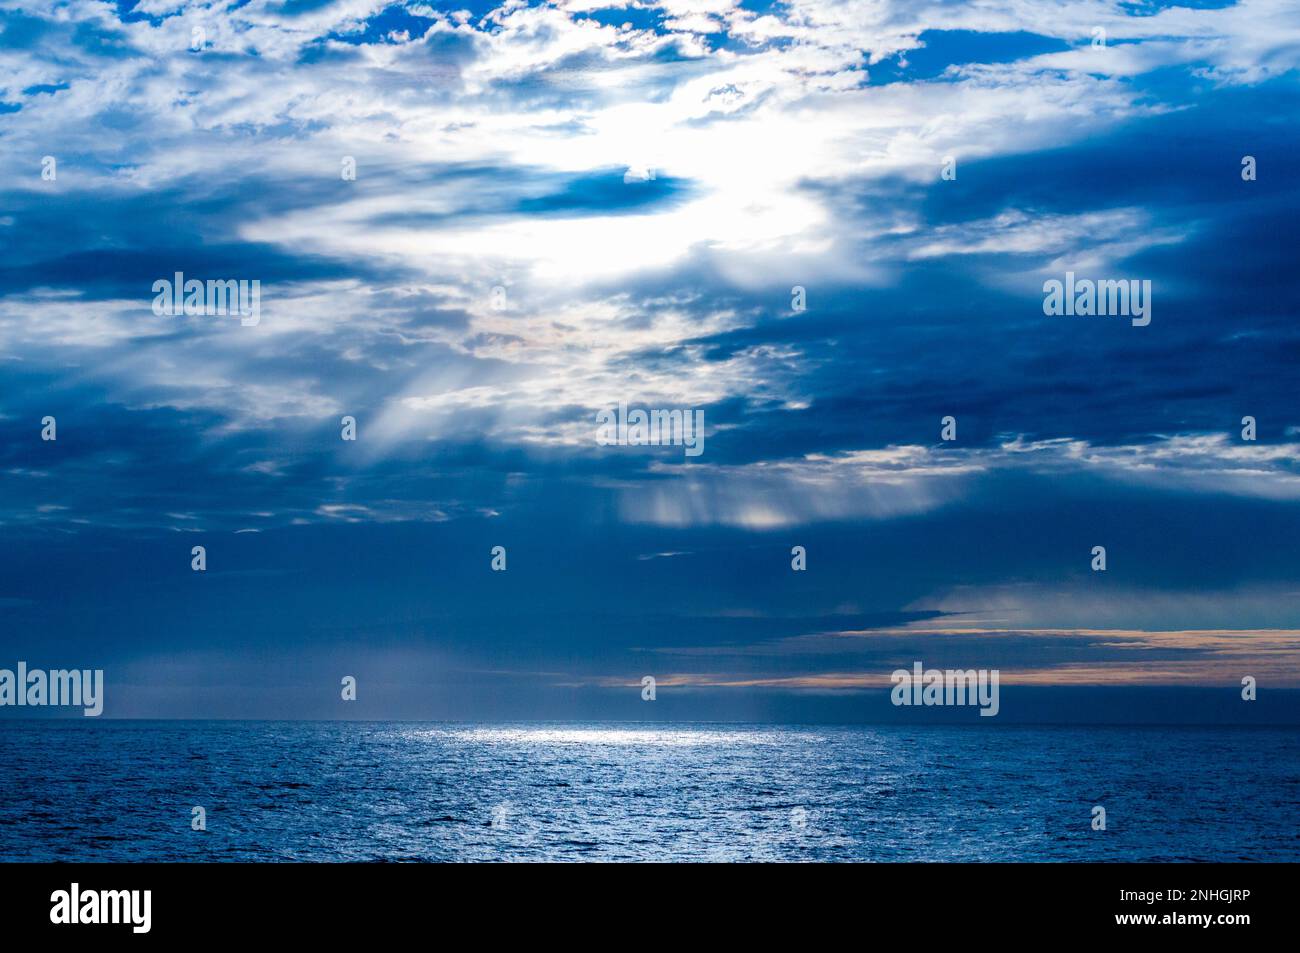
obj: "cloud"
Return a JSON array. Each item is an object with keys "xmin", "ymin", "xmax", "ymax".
[
  {"xmin": 578, "ymin": 624, "xmax": 1300, "ymax": 688},
  {"xmin": 611, "ymin": 434, "xmax": 1300, "ymax": 528},
  {"xmin": 2, "ymin": 1, "xmax": 1299, "ymax": 714}
]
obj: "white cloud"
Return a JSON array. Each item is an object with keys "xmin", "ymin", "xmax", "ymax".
[{"xmin": 616, "ymin": 434, "xmax": 1300, "ymax": 527}]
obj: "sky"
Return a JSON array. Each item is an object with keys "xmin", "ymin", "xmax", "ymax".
[{"xmin": 1, "ymin": 0, "xmax": 1298, "ymax": 721}]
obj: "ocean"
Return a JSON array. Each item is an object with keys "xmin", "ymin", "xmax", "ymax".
[{"xmin": 2, "ymin": 721, "xmax": 1297, "ymax": 862}]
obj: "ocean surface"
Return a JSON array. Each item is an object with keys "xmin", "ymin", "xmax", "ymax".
[{"xmin": 1, "ymin": 721, "xmax": 1297, "ymax": 862}]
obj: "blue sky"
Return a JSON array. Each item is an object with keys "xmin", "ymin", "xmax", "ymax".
[{"xmin": 2, "ymin": 0, "xmax": 1299, "ymax": 720}]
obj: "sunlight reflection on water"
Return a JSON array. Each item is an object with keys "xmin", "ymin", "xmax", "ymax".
[{"xmin": 418, "ymin": 725, "xmax": 822, "ymax": 747}]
